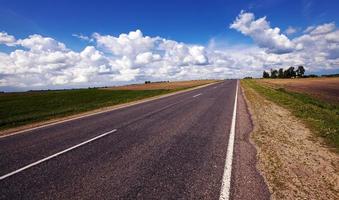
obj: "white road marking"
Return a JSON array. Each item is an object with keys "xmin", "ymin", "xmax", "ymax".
[
  {"xmin": 219, "ymin": 80, "xmax": 238, "ymax": 200},
  {"xmin": 193, "ymin": 93, "xmax": 202, "ymax": 98},
  {"xmin": 0, "ymin": 129, "xmax": 117, "ymax": 180},
  {"xmin": 214, "ymin": 86, "xmax": 218, "ymax": 89}
]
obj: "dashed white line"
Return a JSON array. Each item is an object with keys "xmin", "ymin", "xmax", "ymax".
[
  {"xmin": 0, "ymin": 129, "xmax": 117, "ymax": 180},
  {"xmin": 219, "ymin": 80, "xmax": 238, "ymax": 200},
  {"xmin": 193, "ymin": 93, "xmax": 202, "ymax": 98}
]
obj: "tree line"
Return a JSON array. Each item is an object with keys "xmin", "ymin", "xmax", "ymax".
[{"xmin": 263, "ymin": 66, "xmax": 305, "ymax": 78}]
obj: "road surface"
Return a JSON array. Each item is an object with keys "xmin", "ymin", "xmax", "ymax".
[{"xmin": 0, "ymin": 80, "xmax": 269, "ymax": 199}]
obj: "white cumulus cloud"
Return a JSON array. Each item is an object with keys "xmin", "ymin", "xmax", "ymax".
[
  {"xmin": 0, "ymin": 14, "xmax": 339, "ymax": 92},
  {"xmin": 0, "ymin": 30, "xmax": 213, "ymax": 90},
  {"xmin": 0, "ymin": 32, "xmax": 17, "ymax": 46},
  {"xmin": 93, "ymin": 30, "xmax": 156, "ymax": 57},
  {"xmin": 285, "ymin": 26, "xmax": 298, "ymax": 35},
  {"xmin": 230, "ymin": 11, "xmax": 296, "ymax": 54},
  {"xmin": 308, "ymin": 23, "xmax": 336, "ymax": 35}
]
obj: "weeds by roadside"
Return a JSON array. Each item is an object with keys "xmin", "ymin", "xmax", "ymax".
[{"xmin": 242, "ymin": 79, "xmax": 339, "ymax": 152}]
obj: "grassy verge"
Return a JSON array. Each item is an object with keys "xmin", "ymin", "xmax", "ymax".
[
  {"xmin": 241, "ymin": 79, "xmax": 339, "ymax": 151},
  {"xmin": 0, "ymin": 88, "xmax": 181, "ymax": 131}
]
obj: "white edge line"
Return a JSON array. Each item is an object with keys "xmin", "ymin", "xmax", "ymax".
[
  {"xmin": 193, "ymin": 93, "xmax": 202, "ymax": 98},
  {"xmin": 219, "ymin": 80, "xmax": 238, "ymax": 200},
  {"xmin": 0, "ymin": 82, "xmax": 219, "ymax": 139},
  {"xmin": 0, "ymin": 129, "xmax": 117, "ymax": 180}
]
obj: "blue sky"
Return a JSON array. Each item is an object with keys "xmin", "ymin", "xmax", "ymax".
[
  {"xmin": 1, "ymin": 0, "xmax": 338, "ymax": 49},
  {"xmin": 0, "ymin": 0, "xmax": 339, "ymax": 91}
]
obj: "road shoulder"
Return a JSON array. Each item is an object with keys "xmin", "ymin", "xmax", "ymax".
[
  {"xmin": 230, "ymin": 85, "xmax": 270, "ymax": 200},
  {"xmin": 241, "ymin": 81, "xmax": 339, "ymax": 199}
]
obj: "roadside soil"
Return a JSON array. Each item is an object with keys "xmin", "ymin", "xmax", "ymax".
[
  {"xmin": 242, "ymin": 83, "xmax": 339, "ymax": 199},
  {"xmin": 260, "ymin": 77, "xmax": 339, "ymax": 104},
  {"xmin": 102, "ymin": 80, "xmax": 218, "ymax": 90}
]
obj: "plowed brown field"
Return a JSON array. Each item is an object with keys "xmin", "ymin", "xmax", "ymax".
[
  {"xmin": 260, "ymin": 77, "xmax": 339, "ymax": 104},
  {"xmin": 103, "ymin": 80, "xmax": 219, "ymax": 90}
]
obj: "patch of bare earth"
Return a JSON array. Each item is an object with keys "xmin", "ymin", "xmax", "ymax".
[
  {"xmin": 260, "ymin": 77, "xmax": 339, "ymax": 104},
  {"xmin": 242, "ymin": 84, "xmax": 339, "ymax": 199},
  {"xmin": 102, "ymin": 80, "xmax": 218, "ymax": 90}
]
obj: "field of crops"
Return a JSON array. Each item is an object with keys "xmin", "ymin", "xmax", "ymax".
[
  {"xmin": 0, "ymin": 89, "xmax": 172, "ymax": 131},
  {"xmin": 0, "ymin": 80, "xmax": 218, "ymax": 131}
]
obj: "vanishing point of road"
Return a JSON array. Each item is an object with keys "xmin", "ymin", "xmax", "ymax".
[{"xmin": 0, "ymin": 80, "xmax": 270, "ymax": 199}]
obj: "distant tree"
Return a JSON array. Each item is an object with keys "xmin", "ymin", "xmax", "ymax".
[
  {"xmin": 271, "ymin": 69, "xmax": 278, "ymax": 78},
  {"xmin": 263, "ymin": 71, "xmax": 270, "ymax": 78},
  {"xmin": 296, "ymin": 65, "xmax": 305, "ymax": 77},
  {"xmin": 305, "ymin": 74, "xmax": 318, "ymax": 78},
  {"xmin": 284, "ymin": 67, "xmax": 296, "ymax": 78},
  {"xmin": 283, "ymin": 69, "xmax": 289, "ymax": 78},
  {"xmin": 290, "ymin": 67, "xmax": 296, "ymax": 78},
  {"xmin": 278, "ymin": 68, "xmax": 284, "ymax": 78},
  {"xmin": 321, "ymin": 73, "xmax": 339, "ymax": 77}
]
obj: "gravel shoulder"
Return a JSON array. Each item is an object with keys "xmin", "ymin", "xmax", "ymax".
[
  {"xmin": 241, "ymin": 82, "xmax": 339, "ymax": 199},
  {"xmin": 230, "ymin": 86, "xmax": 270, "ymax": 200}
]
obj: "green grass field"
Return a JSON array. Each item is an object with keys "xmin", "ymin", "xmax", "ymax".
[
  {"xmin": 242, "ymin": 79, "xmax": 339, "ymax": 151},
  {"xmin": 0, "ymin": 89, "xmax": 174, "ymax": 131}
]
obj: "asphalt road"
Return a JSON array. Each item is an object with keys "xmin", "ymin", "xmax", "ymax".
[{"xmin": 0, "ymin": 80, "xmax": 269, "ymax": 199}]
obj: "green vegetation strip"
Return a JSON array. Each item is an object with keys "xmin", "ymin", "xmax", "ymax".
[
  {"xmin": 0, "ymin": 88, "xmax": 177, "ymax": 131},
  {"xmin": 242, "ymin": 79, "xmax": 339, "ymax": 151}
]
